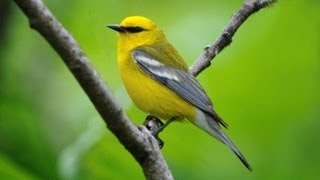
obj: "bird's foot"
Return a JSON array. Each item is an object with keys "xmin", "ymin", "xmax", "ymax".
[{"xmin": 143, "ymin": 115, "xmax": 164, "ymax": 148}]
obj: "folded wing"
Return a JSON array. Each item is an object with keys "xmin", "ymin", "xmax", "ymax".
[{"xmin": 132, "ymin": 48, "xmax": 228, "ymax": 128}]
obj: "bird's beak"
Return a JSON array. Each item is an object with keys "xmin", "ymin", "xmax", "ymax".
[{"xmin": 107, "ymin": 24, "xmax": 125, "ymax": 33}]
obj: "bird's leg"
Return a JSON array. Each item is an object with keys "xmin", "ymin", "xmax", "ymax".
[
  {"xmin": 154, "ymin": 117, "xmax": 175, "ymax": 136},
  {"xmin": 143, "ymin": 115, "xmax": 176, "ymax": 148},
  {"xmin": 143, "ymin": 115, "xmax": 164, "ymax": 148}
]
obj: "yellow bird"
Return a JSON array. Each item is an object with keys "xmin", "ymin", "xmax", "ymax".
[{"xmin": 108, "ymin": 16, "xmax": 251, "ymax": 171}]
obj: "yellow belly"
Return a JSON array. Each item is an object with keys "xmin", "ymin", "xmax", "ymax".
[{"xmin": 118, "ymin": 55, "xmax": 196, "ymax": 120}]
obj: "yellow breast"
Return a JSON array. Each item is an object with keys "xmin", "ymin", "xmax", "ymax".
[{"xmin": 118, "ymin": 53, "xmax": 196, "ymax": 121}]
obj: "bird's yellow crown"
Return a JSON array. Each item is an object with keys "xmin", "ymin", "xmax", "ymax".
[
  {"xmin": 117, "ymin": 16, "xmax": 166, "ymax": 49},
  {"xmin": 120, "ymin": 16, "xmax": 156, "ymax": 30}
]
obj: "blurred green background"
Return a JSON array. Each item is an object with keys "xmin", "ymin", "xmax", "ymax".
[{"xmin": 1, "ymin": 0, "xmax": 319, "ymax": 179}]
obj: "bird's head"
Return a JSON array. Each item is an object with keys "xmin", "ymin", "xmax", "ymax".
[{"xmin": 108, "ymin": 16, "xmax": 166, "ymax": 49}]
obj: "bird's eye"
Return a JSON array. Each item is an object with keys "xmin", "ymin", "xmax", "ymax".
[{"xmin": 124, "ymin": 26, "xmax": 145, "ymax": 33}]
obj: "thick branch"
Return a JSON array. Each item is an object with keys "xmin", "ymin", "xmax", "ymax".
[
  {"xmin": 12, "ymin": 0, "xmax": 173, "ymax": 179},
  {"xmin": 189, "ymin": 0, "xmax": 276, "ymax": 76}
]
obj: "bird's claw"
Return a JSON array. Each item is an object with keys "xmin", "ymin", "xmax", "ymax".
[{"xmin": 143, "ymin": 115, "xmax": 164, "ymax": 148}]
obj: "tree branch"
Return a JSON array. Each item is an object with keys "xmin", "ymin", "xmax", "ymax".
[
  {"xmin": 12, "ymin": 0, "xmax": 173, "ymax": 179},
  {"xmin": 12, "ymin": 0, "xmax": 275, "ymax": 179},
  {"xmin": 189, "ymin": 0, "xmax": 276, "ymax": 76}
]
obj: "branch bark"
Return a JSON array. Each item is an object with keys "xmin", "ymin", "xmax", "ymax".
[
  {"xmin": 189, "ymin": 0, "xmax": 276, "ymax": 76},
  {"xmin": 12, "ymin": 0, "xmax": 275, "ymax": 179},
  {"xmin": 12, "ymin": 0, "xmax": 172, "ymax": 179}
]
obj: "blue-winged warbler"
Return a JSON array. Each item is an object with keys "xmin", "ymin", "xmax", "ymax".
[{"xmin": 108, "ymin": 16, "xmax": 251, "ymax": 171}]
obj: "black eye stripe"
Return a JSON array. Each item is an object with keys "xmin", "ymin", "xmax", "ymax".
[{"xmin": 123, "ymin": 26, "xmax": 145, "ymax": 33}]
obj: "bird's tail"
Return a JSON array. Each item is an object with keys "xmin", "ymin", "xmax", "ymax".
[{"xmin": 192, "ymin": 110, "xmax": 252, "ymax": 171}]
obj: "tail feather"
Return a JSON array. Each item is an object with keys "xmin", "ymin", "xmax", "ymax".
[{"xmin": 193, "ymin": 110, "xmax": 252, "ymax": 171}]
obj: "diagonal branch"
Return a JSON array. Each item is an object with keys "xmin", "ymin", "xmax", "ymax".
[
  {"xmin": 12, "ymin": 0, "xmax": 173, "ymax": 179},
  {"xmin": 12, "ymin": 0, "xmax": 275, "ymax": 179},
  {"xmin": 189, "ymin": 0, "xmax": 276, "ymax": 76}
]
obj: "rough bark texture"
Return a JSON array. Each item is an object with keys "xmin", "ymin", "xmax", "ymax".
[
  {"xmin": 12, "ymin": 0, "xmax": 275, "ymax": 179},
  {"xmin": 12, "ymin": 0, "xmax": 173, "ymax": 179}
]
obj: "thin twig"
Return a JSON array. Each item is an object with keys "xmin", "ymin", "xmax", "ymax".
[{"xmin": 189, "ymin": 0, "xmax": 276, "ymax": 76}]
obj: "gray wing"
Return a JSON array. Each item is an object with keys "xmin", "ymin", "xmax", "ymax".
[{"xmin": 132, "ymin": 48, "xmax": 228, "ymax": 128}]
